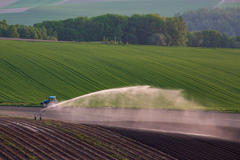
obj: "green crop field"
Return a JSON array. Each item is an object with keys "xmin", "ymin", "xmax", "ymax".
[
  {"xmin": 0, "ymin": 0, "xmax": 62, "ymax": 9},
  {"xmin": 220, "ymin": 2, "xmax": 240, "ymax": 8},
  {"xmin": 0, "ymin": 39, "xmax": 240, "ymax": 112},
  {"xmin": 0, "ymin": 0, "xmax": 220, "ymax": 25}
]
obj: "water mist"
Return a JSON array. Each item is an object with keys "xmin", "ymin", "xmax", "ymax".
[{"xmin": 41, "ymin": 86, "xmax": 240, "ymax": 141}]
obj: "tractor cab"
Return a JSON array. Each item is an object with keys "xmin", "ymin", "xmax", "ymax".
[
  {"xmin": 40, "ymin": 96, "xmax": 58, "ymax": 107},
  {"xmin": 49, "ymin": 96, "xmax": 57, "ymax": 102}
]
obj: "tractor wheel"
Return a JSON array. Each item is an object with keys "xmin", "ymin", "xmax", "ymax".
[{"xmin": 43, "ymin": 103, "xmax": 47, "ymax": 107}]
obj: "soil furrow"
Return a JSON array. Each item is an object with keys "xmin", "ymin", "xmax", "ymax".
[
  {"xmin": 51, "ymin": 121, "xmax": 152, "ymax": 160},
  {"xmin": 0, "ymin": 140, "xmax": 21, "ymax": 160},
  {"xmin": 9, "ymin": 119, "xmax": 96, "ymax": 160},
  {"xmin": 0, "ymin": 122, "xmax": 55, "ymax": 159},
  {"xmin": 105, "ymin": 126, "xmax": 240, "ymax": 160},
  {"xmin": 6, "ymin": 121, "xmax": 78, "ymax": 160},
  {"xmin": 89, "ymin": 124, "xmax": 177, "ymax": 159},
  {"xmin": 57, "ymin": 121, "xmax": 172, "ymax": 160},
  {"xmin": 18, "ymin": 119, "xmax": 116, "ymax": 160}
]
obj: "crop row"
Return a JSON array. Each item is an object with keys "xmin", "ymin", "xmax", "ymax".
[
  {"xmin": 0, "ymin": 117, "xmax": 175, "ymax": 160},
  {"xmin": 1, "ymin": 40, "xmax": 240, "ymax": 112},
  {"xmin": 42, "ymin": 119, "xmax": 174, "ymax": 159}
]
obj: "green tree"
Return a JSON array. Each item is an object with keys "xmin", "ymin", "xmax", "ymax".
[
  {"xmin": 167, "ymin": 16, "xmax": 188, "ymax": 46},
  {"xmin": 147, "ymin": 33, "xmax": 166, "ymax": 46},
  {"xmin": 209, "ymin": 30, "xmax": 222, "ymax": 48},
  {"xmin": 236, "ymin": 36, "xmax": 240, "ymax": 42},
  {"xmin": 0, "ymin": 19, "xmax": 7, "ymax": 25},
  {"xmin": 177, "ymin": 7, "xmax": 240, "ymax": 36},
  {"xmin": 0, "ymin": 19, "xmax": 8, "ymax": 37},
  {"xmin": 24, "ymin": 28, "xmax": 31, "ymax": 39},
  {"xmin": 221, "ymin": 33, "xmax": 229, "ymax": 48},
  {"xmin": 36, "ymin": 28, "xmax": 43, "ymax": 39},
  {"xmin": 29, "ymin": 27, "xmax": 38, "ymax": 39},
  {"xmin": 92, "ymin": 14, "xmax": 128, "ymax": 41},
  {"xmin": 186, "ymin": 31, "xmax": 203, "ymax": 47},
  {"xmin": 31, "ymin": 14, "xmax": 187, "ymax": 46},
  {"xmin": 114, "ymin": 25, "xmax": 123, "ymax": 42},
  {"xmin": 53, "ymin": 31, "xmax": 58, "ymax": 39},
  {"xmin": 58, "ymin": 28, "xmax": 77, "ymax": 41},
  {"xmin": 47, "ymin": 28, "xmax": 53, "ymax": 36},
  {"xmin": 7, "ymin": 25, "xmax": 19, "ymax": 38},
  {"xmin": 41, "ymin": 26, "xmax": 48, "ymax": 40},
  {"xmin": 202, "ymin": 30, "xmax": 211, "ymax": 47}
]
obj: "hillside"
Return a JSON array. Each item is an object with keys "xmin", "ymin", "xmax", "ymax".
[
  {"xmin": 0, "ymin": 0, "xmax": 219, "ymax": 25},
  {"xmin": 176, "ymin": 7, "xmax": 240, "ymax": 36},
  {"xmin": 0, "ymin": 0, "xmax": 62, "ymax": 8},
  {"xmin": 220, "ymin": 1, "xmax": 240, "ymax": 8},
  {"xmin": 0, "ymin": 39, "xmax": 240, "ymax": 112}
]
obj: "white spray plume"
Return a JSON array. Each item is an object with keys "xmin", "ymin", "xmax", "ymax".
[
  {"xmin": 41, "ymin": 85, "xmax": 204, "ymax": 111},
  {"xmin": 39, "ymin": 86, "xmax": 240, "ymax": 142}
]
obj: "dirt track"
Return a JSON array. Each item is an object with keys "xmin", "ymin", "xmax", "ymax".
[{"xmin": 1, "ymin": 106, "xmax": 240, "ymax": 140}]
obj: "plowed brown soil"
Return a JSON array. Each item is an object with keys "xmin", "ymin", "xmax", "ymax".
[
  {"xmin": 104, "ymin": 126, "xmax": 240, "ymax": 160},
  {"xmin": 1, "ymin": 106, "xmax": 240, "ymax": 159},
  {"xmin": 0, "ymin": 116, "xmax": 174, "ymax": 160}
]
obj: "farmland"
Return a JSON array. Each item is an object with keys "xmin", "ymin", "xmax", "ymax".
[
  {"xmin": 220, "ymin": 2, "xmax": 240, "ymax": 7},
  {"xmin": 0, "ymin": 39, "xmax": 240, "ymax": 112},
  {"xmin": 0, "ymin": 113, "xmax": 240, "ymax": 159},
  {"xmin": 0, "ymin": 0, "xmax": 220, "ymax": 25},
  {"xmin": 0, "ymin": 116, "xmax": 174, "ymax": 160},
  {"xmin": 0, "ymin": 0, "xmax": 62, "ymax": 9}
]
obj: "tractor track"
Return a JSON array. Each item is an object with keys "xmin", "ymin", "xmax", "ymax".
[{"xmin": 0, "ymin": 117, "xmax": 175, "ymax": 160}]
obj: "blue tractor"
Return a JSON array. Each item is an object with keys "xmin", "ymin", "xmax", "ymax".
[{"xmin": 40, "ymin": 96, "xmax": 58, "ymax": 107}]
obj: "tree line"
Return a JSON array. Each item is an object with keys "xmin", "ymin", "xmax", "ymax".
[
  {"xmin": 0, "ymin": 19, "xmax": 57, "ymax": 40},
  {"xmin": 187, "ymin": 30, "xmax": 240, "ymax": 48},
  {"xmin": 175, "ymin": 7, "xmax": 240, "ymax": 36},
  {"xmin": 33, "ymin": 14, "xmax": 188, "ymax": 46},
  {"xmin": 1, "ymin": 13, "xmax": 240, "ymax": 48}
]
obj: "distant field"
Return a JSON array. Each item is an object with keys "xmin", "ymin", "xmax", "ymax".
[
  {"xmin": 220, "ymin": 2, "xmax": 240, "ymax": 7},
  {"xmin": 0, "ymin": 0, "xmax": 18, "ymax": 8},
  {"xmin": 0, "ymin": 0, "xmax": 220, "ymax": 25},
  {"xmin": 0, "ymin": 0, "xmax": 62, "ymax": 9},
  {"xmin": 0, "ymin": 39, "xmax": 240, "ymax": 112}
]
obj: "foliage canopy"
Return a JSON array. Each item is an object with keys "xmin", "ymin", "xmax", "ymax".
[{"xmin": 34, "ymin": 14, "xmax": 188, "ymax": 46}]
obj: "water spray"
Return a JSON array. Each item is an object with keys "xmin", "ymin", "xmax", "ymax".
[
  {"xmin": 41, "ymin": 85, "xmax": 203, "ymax": 111},
  {"xmin": 32, "ymin": 86, "xmax": 240, "ymax": 141}
]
